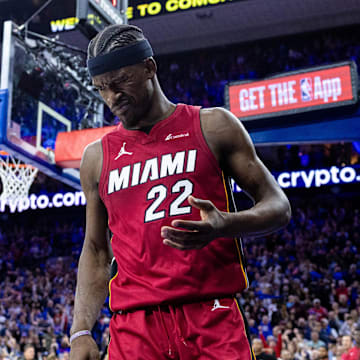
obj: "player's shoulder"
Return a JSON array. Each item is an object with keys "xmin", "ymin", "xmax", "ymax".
[
  {"xmin": 82, "ymin": 139, "xmax": 102, "ymax": 161},
  {"xmin": 199, "ymin": 106, "xmax": 244, "ymax": 136},
  {"xmin": 81, "ymin": 139, "xmax": 103, "ymax": 174},
  {"xmin": 200, "ymin": 106, "xmax": 231, "ymax": 119},
  {"xmin": 200, "ymin": 106, "xmax": 240, "ymax": 126},
  {"xmin": 80, "ymin": 139, "xmax": 103, "ymax": 188},
  {"xmin": 199, "ymin": 106, "xmax": 255, "ymax": 158}
]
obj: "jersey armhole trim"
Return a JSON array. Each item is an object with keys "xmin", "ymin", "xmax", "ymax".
[
  {"xmin": 222, "ymin": 172, "xmax": 249, "ymax": 289},
  {"xmin": 99, "ymin": 136, "xmax": 109, "ymax": 202}
]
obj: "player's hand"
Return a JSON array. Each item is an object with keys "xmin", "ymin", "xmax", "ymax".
[
  {"xmin": 70, "ymin": 335, "xmax": 100, "ymax": 360},
  {"xmin": 161, "ymin": 196, "xmax": 227, "ymax": 250}
]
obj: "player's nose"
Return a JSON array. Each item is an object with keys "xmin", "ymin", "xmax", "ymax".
[{"xmin": 103, "ymin": 89, "xmax": 123, "ymax": 108}]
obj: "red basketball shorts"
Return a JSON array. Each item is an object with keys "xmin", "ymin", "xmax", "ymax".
[{"xmin": 108, "ymin": 297, "xmax": 255, "ymax": 360}]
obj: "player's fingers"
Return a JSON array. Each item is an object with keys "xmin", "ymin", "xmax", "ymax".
[
  {"xmin": 162, "ymin": 225, "xmax": 215, "ymax": 243},
  {"xmin": 171, "ymin": 219, "xmax": 207, "ymax": 231},
  {"xmin": 163, "ymin": 239, "xmax": 186, "ymax": 250},
  {"xmin": 162, "ymin": 229, "xmax": 210, "ymax": 248},
  {"xmin": 161, "ymin": 226, "xmax": 192, "ymax": 238},
  {"xmin": 188, "ymin": 196, "xmax": 214, "ymax": 211},
  {"xmin": 161, "ymin": 227, "xmax": 198, "ymax": 242}
]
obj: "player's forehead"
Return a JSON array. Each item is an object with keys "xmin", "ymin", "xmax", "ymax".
[{"xmin": 92, "ymin": 67, "xmax": 130, "ymax": 86}]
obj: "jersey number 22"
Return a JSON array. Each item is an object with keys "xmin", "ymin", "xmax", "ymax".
[{"xmin": 144, "ymin": 179, "xmax": 194, "ymax": 222}]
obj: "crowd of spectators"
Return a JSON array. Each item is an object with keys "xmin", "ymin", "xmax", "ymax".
[
  {"xmin": 0, "ymin": 191, "xmax": 359, "ymax": 360},
  {"xmin": 238, "ymin": 194, "xmax": 360, "ymax": 360}
]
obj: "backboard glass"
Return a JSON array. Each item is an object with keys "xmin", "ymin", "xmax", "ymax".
[{"xmin": 0, "ymin": 21, "xmax": 105, "ymax": 189}]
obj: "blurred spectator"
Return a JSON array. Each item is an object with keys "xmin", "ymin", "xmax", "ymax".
[
  {"xmin": 252, "ymin": 338, "xmax": 277, "ymax": 360},
  {"xmin": 307, "ymin": 331, "xmax": 327, "ymax": 350},
  {"xmin": 21, "ymin": 344, "xmax": 36, "ymax": 360},
  {"xmin": 336, "ymin": 281, "xmax": 350, "ymax": 302},
  {"xmin": 341, "ymin": 326, "xmax": 360, "ymax": 360},
  {"xmin": 315, "ymin": 346, "xmax": 329, "ymax": 360},
  {"xmin": 341, "ymin": 335, "xmax": 354, "ymax": 360},
  {"xmin": 309, "ymin": 299, "xmax": 328, "ymax": 321},
  {"xmin": 280, "ymin": 349, "xmax": 294, "ymax": 360},
  {"xmin": 339, "ymin": 315, "xmax": 354, "ymax": 337},
  {"xmin": 259, "ymin": 315, "xmax": 273, "ymax": 339}
]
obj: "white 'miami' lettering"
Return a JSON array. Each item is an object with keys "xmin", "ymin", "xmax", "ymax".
[
  {"xmin": 108, "ymin": 150, "xmax": 198, "ymax": 194},
  {"xmin": 140, "ymin": 158, "xmax": 159, "ymax": 184},
  {"xmin": 186, "ymin": 150, "xmax": 197, "ymax": 172},
  {"xmin": 160, "ymin": 151, "xmax": 185, "ymax": 178},
  {"xmin": 108, "ymin": 165, "xmax": 131, "ymax": 194},
  {"xmin": 131, "ymin": 162, "xmax": 141, "ymax": 186}
]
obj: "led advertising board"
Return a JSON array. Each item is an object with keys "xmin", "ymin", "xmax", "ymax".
[
  {"xmin": 225, "ymin": 62, "xmax": 358, "ymax": 121},
  {"xmin": 127, "ymin": 0, "xmax": 237, "ymax": 19},
  {"xmin": 56, "ymin": 0, "xmax": 243, "ymax": 33}
]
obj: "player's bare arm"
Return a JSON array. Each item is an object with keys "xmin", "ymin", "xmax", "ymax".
[
  {"xmin": 70, "ymin": 140, "xmax": 112, "ymax": 360},
  {"xmin": 161, "ymin": 107, "xmax": 291, "ymax": 250}
]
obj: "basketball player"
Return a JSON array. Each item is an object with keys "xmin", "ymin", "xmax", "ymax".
[{"xmin": 70, "ymin": 24, "xmax": 291, "ymax": 360}]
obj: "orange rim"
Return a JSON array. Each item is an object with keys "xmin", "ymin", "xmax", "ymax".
[
  {"xmin": 2, "ymin": 164, "xmax": 36, "ymax": 170},
  {"xmin": 0, "ymin": 163, "xmax": 37, "ymax": 170},
  {"xmin": 0, "ymin": 151, "xmax": 37, "ymax": 170}
]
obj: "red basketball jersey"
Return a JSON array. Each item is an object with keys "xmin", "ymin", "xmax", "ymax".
[{"xmin": 99, "ymin": 104, "xmax": 248, "ymax": 311}]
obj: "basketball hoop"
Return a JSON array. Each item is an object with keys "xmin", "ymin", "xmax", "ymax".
[{"xmin": 0, "ymin": 150, "xmax": 38, "ymax": 202}]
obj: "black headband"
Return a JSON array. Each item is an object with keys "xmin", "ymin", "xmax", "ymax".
[{"xmin": 87, "ymin": 39, "xmax": 154, "ymax": 77}]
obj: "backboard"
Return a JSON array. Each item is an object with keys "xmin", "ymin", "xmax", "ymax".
[{"xmin": 0, "ymin": 21, "xmax": 105, "ymax": 190}]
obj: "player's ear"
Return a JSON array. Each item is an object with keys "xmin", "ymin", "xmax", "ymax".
[{"xmin": 143, "ymin": 58, "xmax": 157, "ymax": 79}]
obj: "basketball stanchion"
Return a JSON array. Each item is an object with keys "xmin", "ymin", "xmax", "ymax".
[{"xmin": 0, "ymin": 150, "xmax": 38, "ymax": 202}]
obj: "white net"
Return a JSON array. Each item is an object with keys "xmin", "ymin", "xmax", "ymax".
[{"xmin": 0, "ymin": 151, "xmax": 38, "ymax": 202}]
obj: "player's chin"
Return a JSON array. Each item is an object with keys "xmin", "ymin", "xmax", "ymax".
[
  {"xmin": 114, "ymin": 104, "xmax": 131, "ymax": 118},
  {"xmin": 117, "ymin": 109, "xmax": 134, "ymax": 126}
]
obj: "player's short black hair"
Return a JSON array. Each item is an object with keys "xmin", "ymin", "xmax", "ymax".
[{"xmin": 87, "ymin": 24, "xmax": 145, "ymax": 60}]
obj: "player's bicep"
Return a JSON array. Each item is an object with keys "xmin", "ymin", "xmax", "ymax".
[
  {"xmin": 216, "ymin": 110, "xmax": 282, "ymax": 203},
  {"xmin": 227, "ymin": 147, "xmax": 279, "ymax": 203}
]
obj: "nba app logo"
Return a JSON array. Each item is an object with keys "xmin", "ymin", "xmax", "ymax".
[{"xmin": 300, "ymin": 78, "xmax": 312, "ymax": 101}]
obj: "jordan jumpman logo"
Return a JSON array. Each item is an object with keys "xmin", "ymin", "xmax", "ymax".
[
  {"xmin": 211, "ymin": 299, "xmax": 230, "ymax": 311},
  {"xmin": 115, "ymin": 142, "xmax": 133, "ymax": 160}
]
